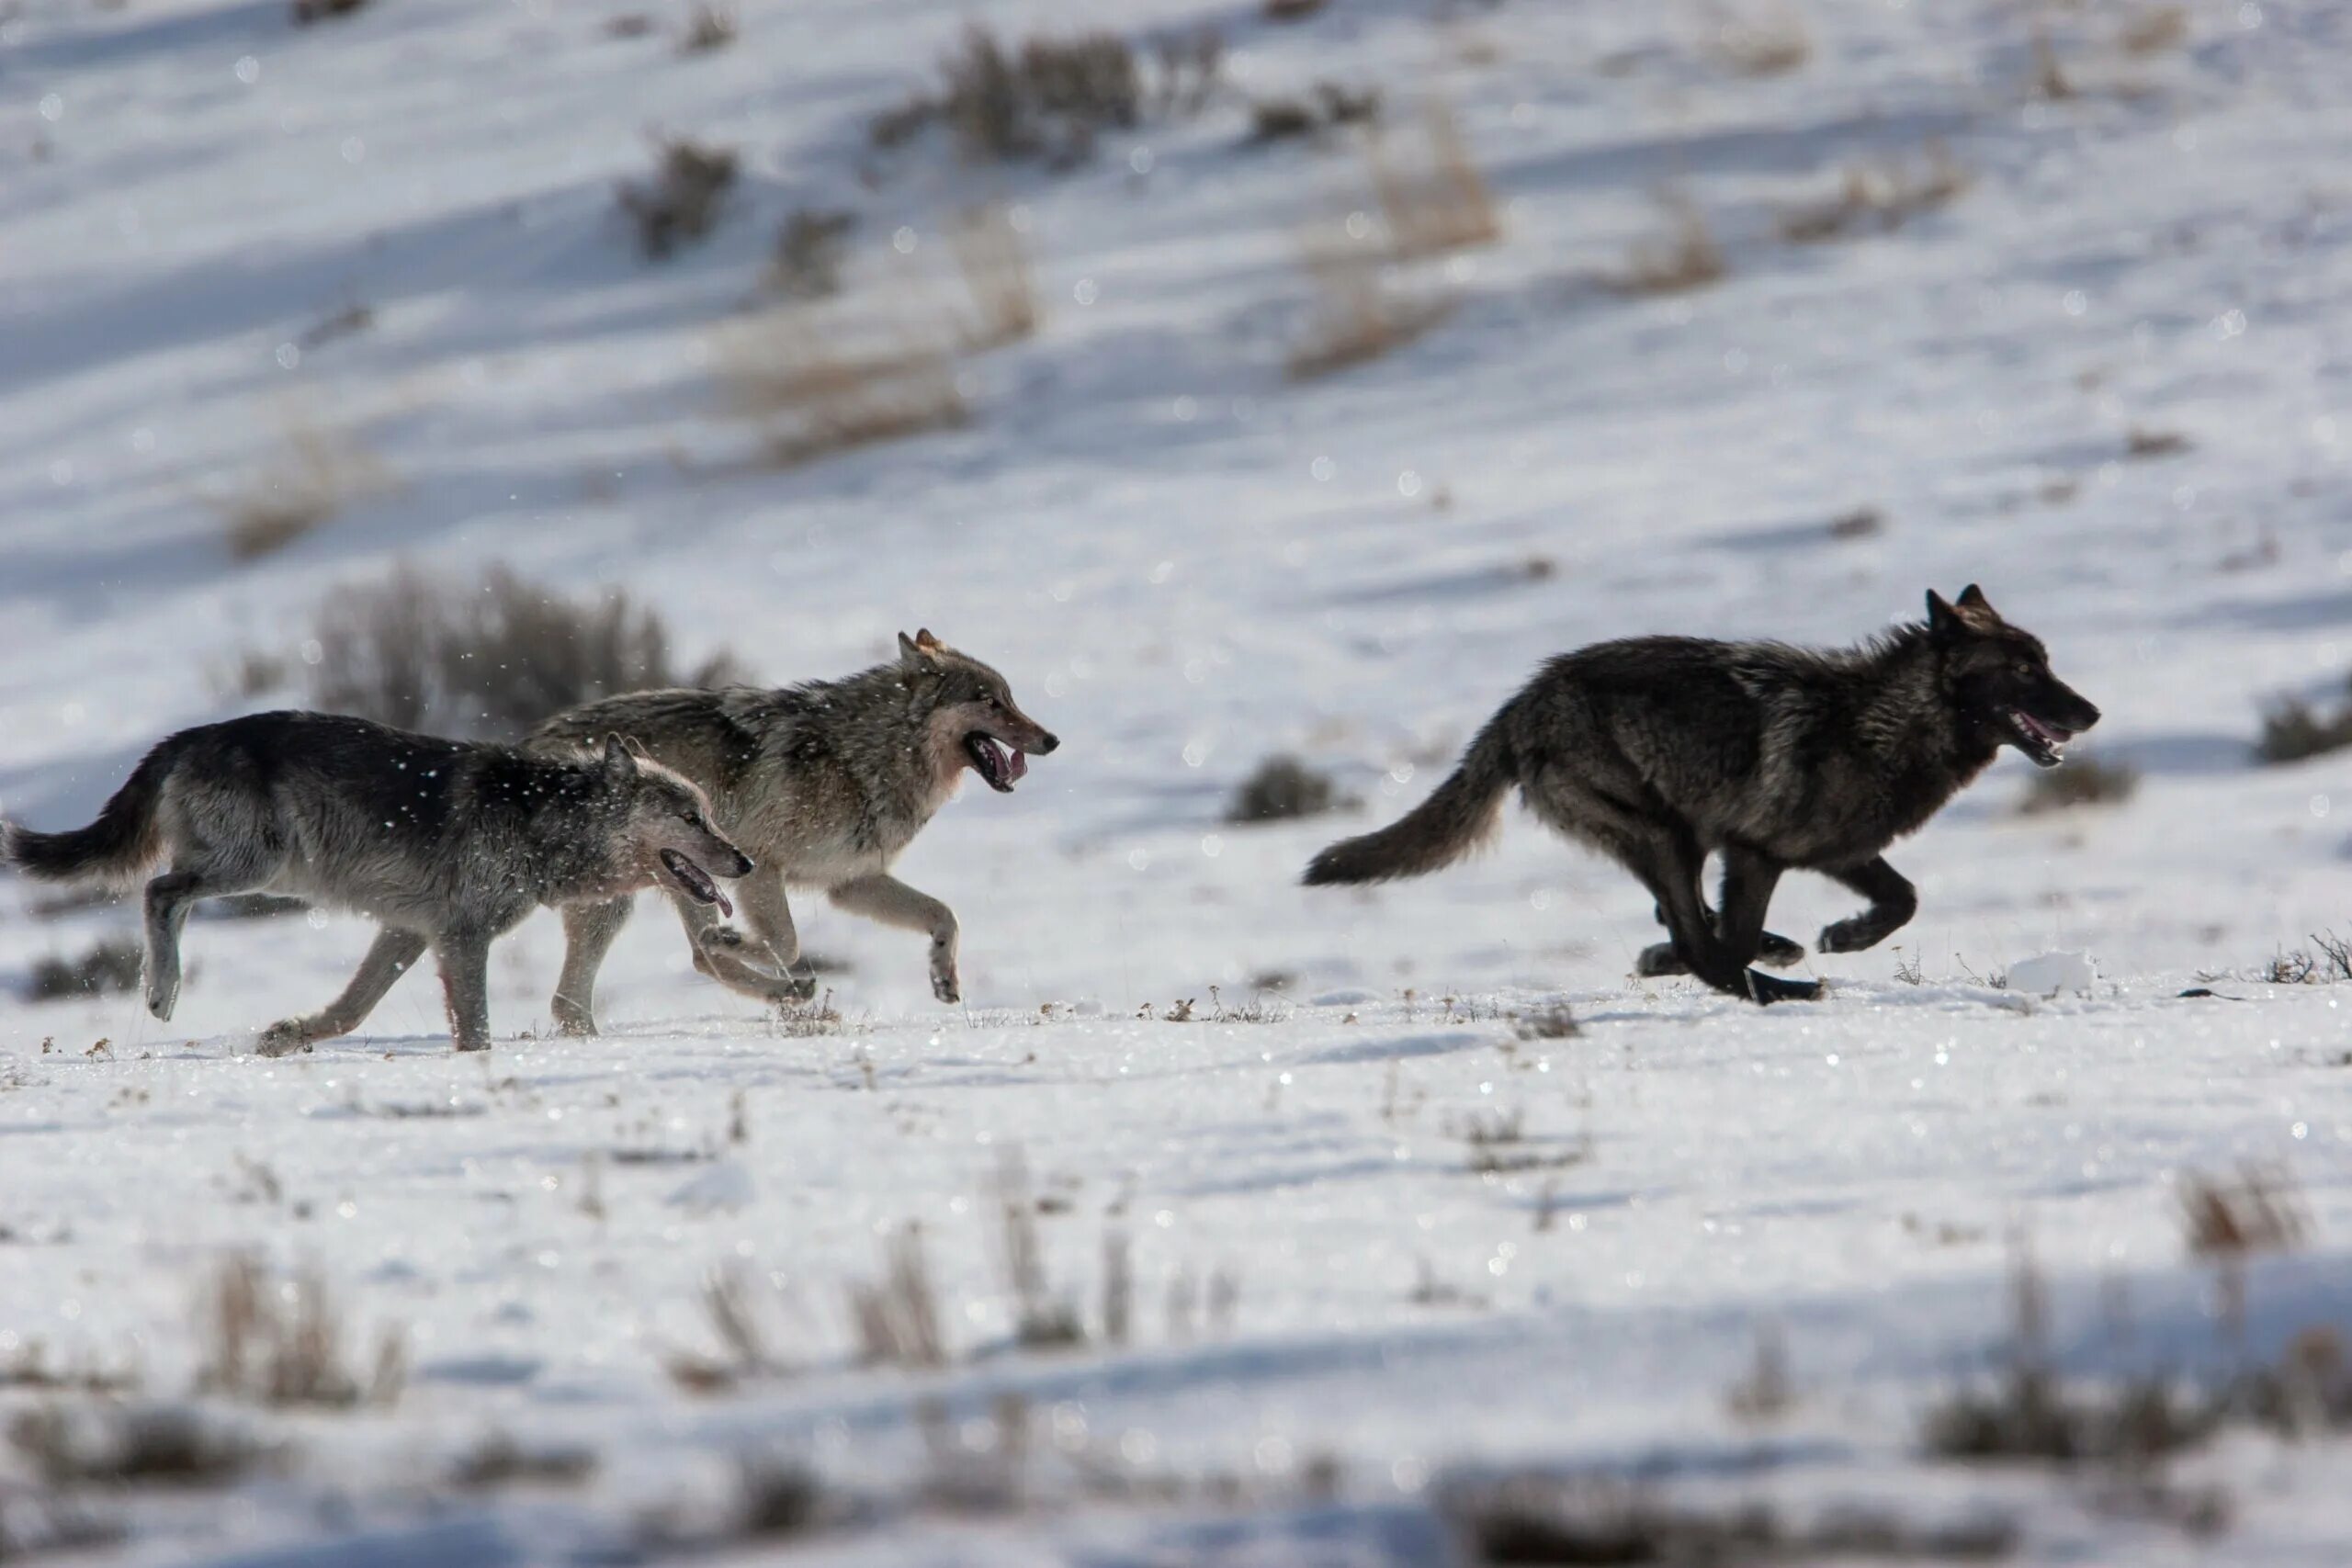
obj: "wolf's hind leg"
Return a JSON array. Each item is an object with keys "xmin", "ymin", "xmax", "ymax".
[
  {"xmin": 829, "ymin": 874, "xmax": 959, "ymax": 1004},
  {"xmin": 435, "ymin": 931, "xmax": 493, "ymax": 1053},
  {"xmin": 552, "ymin": 898, "xmax": 632, "ymax": 1036},
  {"xmin": 259, "ymin": 927, "xmax": 428, "ymax": 1057},
  {"xmin": 1639, "ymin": 904, "xmax": 1804, "ymax": 976},
  {"xmin": 1627, "ymin": 834, "xmax": 1816, "ymax": 1005},
  {"xmin": 1816, "ymin": 856, "xmax": 1918, "ymax": 954},
  {"xmin": 140, "ymin": 846, "xmax": 279, "ymax": 1021}
]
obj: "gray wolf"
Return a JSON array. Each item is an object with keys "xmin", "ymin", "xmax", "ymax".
[
  {"xmin": 525, "ymin": 629, "xmax": 1057, "ymax": 1032},
  {"xmin": 1304, "ymin": 587, "xmax": 2100, "ymax": 1005},
  {"xmin": 1, "ymin": 712, "xmax": 751, "ymax": 1053}
]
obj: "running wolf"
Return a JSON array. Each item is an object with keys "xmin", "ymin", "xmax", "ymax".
[
  {"xmin": 1304, "ymin": 587, "xmax": 2099, "ymax": 1004},
  {"xmin": 526, "ymin": 629, "xmax": 1057, "ymax": 1032},
  {"xmin": 1, "ymin": 712, "xmax": 751, "ymax": 1053}
]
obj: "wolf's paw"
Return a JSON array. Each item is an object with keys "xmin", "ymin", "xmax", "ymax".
[
  {"xmin": 775, "ymin": 971, "xmax": 819, "ymax": 1004},
  {"xmin": 255, "ymin": 1020, "xmax": 314, "ymax": 1058},
  {"xmin": 550, "ymin": 1009, "xmax": 598, "ymax": 1039},
  {"xmin": 1635, "ymin": 942, "xmax": 1688, "ymax": 977},
  {"xmin": 451, "ymin": 1038, "xmax": 492, "ymax": 1054},
  {"xmin": 1744, "ymin": 971, "xmax": 1823, "ymax": 1006},
  {"xmin": 1755, "ymin": 931, "xmax": 1806, "ymax": 968},
  {"xmin": 1816, "ymin": 919, "xmax": 1884, "ymax": 954},
  {"xmin": 698, "ymin": 925, "xmax": 749, "ymax": 953},
  {"xmin": 932, "ymin": 970, "xmax": 961, "ymax": 1005},
  {"xmin": 144, "ymin": 973, "xmax": 178, "ymax": 1022}
]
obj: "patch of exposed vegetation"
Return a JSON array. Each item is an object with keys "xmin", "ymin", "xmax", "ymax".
[
  {"xmin": 24, "ymin": 938, "xmax": 142, "ymax": 1002},
  {"xmin": 1226, "ymin": 754, "xmax": 1351, "ymax": 823},
  {"xmin": 2255, "ymin": 674, "xmax": 2352, "ymax": 764},
  {"xmin": 2016, "ymin": 752, "xmax": 2139, "ymax": 816},
  {"xmin": 1604, "ymin": 188, "xmax": 1725, "ymax": 296},
  {"xmin": 617, "ymin": 134, "xmax": 739, "ymax": 260},
  {"xmin": 870, "ymin": 24, "xmax": 1219, "ymax": 169},
  {"xmin": 299, "ymin": 560, "xmax": 747, "ymax": 740}
]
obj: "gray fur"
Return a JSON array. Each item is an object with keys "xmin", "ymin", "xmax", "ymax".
[
  {"xmin": 1305, "ymin": 587, "xmax": 2101, "ymax": 1005},
  {"xmin": 525, "ymin": 629, "xmax": 1057, "ymax": 1032},
  {"xmin": 0, "ymin": 712, "xmax": 750, "ymax": 1053}
]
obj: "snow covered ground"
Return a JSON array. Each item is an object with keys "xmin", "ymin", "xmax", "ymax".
[{"xmin": 4, "ymin": 0, "xmax": 2352, "ymax": 1561}]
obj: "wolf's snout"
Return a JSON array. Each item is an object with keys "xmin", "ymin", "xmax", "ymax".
[{"xmin": 1035, "ymin": 731, "xmax": 1060, "ymax": 755}]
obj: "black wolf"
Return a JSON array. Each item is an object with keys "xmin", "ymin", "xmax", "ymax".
[
  {"xmin": 1304, "ymin": 587, "xmax": 2100, "ymax": 1004},
  {"xmin": 1, "ymin": 712, "xmax": 750, "ymax": 1053}
]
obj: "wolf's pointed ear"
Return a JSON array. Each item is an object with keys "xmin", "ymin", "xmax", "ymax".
[
  {"xmin": 1926, "ymin": 589, "xmax": 1961, "ymax": 639},
  {"xmin": 602, "ymin": 734, "xmax": 638, "ymax": 782},
  {"xmin": 1955, "ymin": 583, "xmax": 1993, "ymax": 615},
  {"xmin": 914, "ymin": 628, "xmax": 944, "ymax": 654},
  {"xmin": 898, "ymin": 629, "xmax": 944, "ymax": 668}
]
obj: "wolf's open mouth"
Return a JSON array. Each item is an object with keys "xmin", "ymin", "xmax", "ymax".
[
  {"xmin": 661, "ymin": 848, "xmax": 733, "ymax": 916},
  {"xmin": 2007, "ymin": 708, "xmax": 2074, "ymax": 769},
  {"xmin": 964, "ymin": 733, "xmax": 1028, "ymax": 794}
]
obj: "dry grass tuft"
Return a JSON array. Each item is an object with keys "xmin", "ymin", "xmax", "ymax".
[
  {"xmin": 715, "ymin": 307, "xmax": 969, "ymax": 468},
  {"xmin": 1262, "ymin": 0, "xmax": 1328, "ymax": 18},
  {"xmin": 9, "ymin": 1401, "xmax": 267, "ymax": 1486},
  {"xmin": 1369, "ymin": 101, "xmax": 1501, "ymax": 260},
  {"xmin": 2125, "ymin": 424, "xmax": 2192, "ymax": 459},
  {"xmin": 1776, "ymin": 142, "xmax": 1971, "ymax": 243},
  {"xmin": 1227, "ymin": 753, "xmax": 1351, "ymax": 822},
  {"xmin": 24, "ymin": 938, "xmax": 143, "ymax": 1002},
  {"xmin": 2016, "ymin": 752, "xmax": 2140, "ymax": 816},
  {"xmin": 2119, "ymin": 4, "xmax": 2188, "ymax": 56},
  {"xmin": 448, "ymin": 1429, "xmax": 599, "ymax": 1489},
  {"xmin": 2255, "ymin": 675, "xmax": 2352, "ymax": 764},
  {"xmin": 948, "ymin": 204, "xmax": 1040, "ymax": 350},
  {"xmin": 847, "ymin": 1224, "xmax": 949, "ymax": 1369},
  {"xmin": 769, "ymin": 208, "xmax": 857, "ymax": 299},
  {"xmin": 301, "ymin": 561, "xmax": 746, "ymax": 739},
  {"xmin": 617, "ymin": 135, "xmax": 739, "ymax": 260},
  {"xmin": 290, "ymin": 0, "xmax": 369, "ymax": 22},
  {"xmin": 1248, "ymin": 82, "xmax": 1380, "ymax": 144},
  {"xmin": 218, "ymin": 420, "xmax": 391, "ymax": 560},
  {"xmin": 871, "ymin": 24, "xmax": 1214, "ymax": 168},
  {"xmin": 1699, "ymin": 3, "xmax": 1812, "ymax": 76},
  {"xmin": 996, "ymin": 1156, "xmax": 1085, "ymax": 1350},
  {"xmin": 1442, "ymin": 1472, "xmax": 2018, "ymax": 1563},
  {"xmin": 678, "ymin": 2, "xmax": 735, "ymax": 53},
  {"xmin": 1511, "ymin": 1002, "xmax": 1580, "ymax": 1041},
  {"xmin": 195, "ymin": 1255, "xmax": 404, "ymax": 1410},
  {"xmin": 1605, "ymin": 188, "xmax": 1725, "ymax": 296},
  {"xmin": 2177, "ymin": 1162, "xmax": 2308, "ymax": 1263},
  {"xmin": 1284, "ymin": 224, "xmax": 1453, "ymax": 379}
]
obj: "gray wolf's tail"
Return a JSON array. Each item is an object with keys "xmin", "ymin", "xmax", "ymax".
[
  {"xmin": 1303, "ymin": 717, "xmax": 1516, "ymax": 886},
  {"xmin": 2, "ymin": 739, "xmax": 178, "ymax": 886}
]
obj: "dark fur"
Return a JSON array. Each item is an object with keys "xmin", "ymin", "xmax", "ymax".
[
  {"xmin": 1305, "ymin": 587, "xmax": 2100, "ymax": 1004},
  {"xmin": 2, "ymin": 712, "xmax": 747, "ymax": 1052}
]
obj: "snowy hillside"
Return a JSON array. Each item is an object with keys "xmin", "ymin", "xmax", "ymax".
[{"xmin": 4, "ymin": 0, "xmax": 2352, "ymax": 1561}]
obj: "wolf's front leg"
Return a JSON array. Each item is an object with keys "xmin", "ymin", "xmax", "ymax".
[
  {"xmin": 258, "ymin": 927, "xmax": 429, "ymax": 1057},
  {"xmin": 671, "ymin": 882, "xmax": 811, "ymax": 1004},
  {"xmin": 551, "ymin": 898, "xmax": 632, "ymax": 1037},
  {"xmin": 1816, "ymin": 855, "xmax": 1918, "ymax": 954},
  {"xmin": 829, "ymin": 874, "xmax": 959, "ymax": 1004},
  {"xmin": 735, "ymin": 870, "xmax": 818, "ymax": 1002},
  {"xmin": 435, "ymin": 931, "xmax": 494, "ymax": 1053}
]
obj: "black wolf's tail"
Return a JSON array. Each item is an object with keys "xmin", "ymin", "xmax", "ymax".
[
  {"xmin": 2, "ymin": 739, "xmax": 179, "ymax": 886},
  {"xmin": 1303, "ymin": 716, "xmax": 1516, "ymax": 886}
]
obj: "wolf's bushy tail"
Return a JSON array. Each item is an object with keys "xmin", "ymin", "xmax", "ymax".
[
  {"xmin": 1303, "ymin": 716, "xmax": 1516, "ymax": 886},
  {"xmin": 2, "ymin": 739, "xmax": 178, "ymax": 886}
]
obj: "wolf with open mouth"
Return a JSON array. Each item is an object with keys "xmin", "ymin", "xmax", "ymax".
[
  {"xmin": 527, "ymin": 629, "xmax": 1058, "ymax": 1033},
  {"xmin": 1306, "ymin": 585, "xmax": 2099, "ymax": 1006}
]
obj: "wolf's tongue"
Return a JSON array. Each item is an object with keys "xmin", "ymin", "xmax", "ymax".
[
  {"xmin": 1006, "ymin": 749, "xmax": 1028, "ymax": 783},
  {"xmin": 714, "ymin": 887, "xmax": 734, "ymax": 919}
]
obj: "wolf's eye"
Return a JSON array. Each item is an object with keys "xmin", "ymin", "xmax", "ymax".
[{"xmin": 2011, "ymin": 659, "xmax": 2035, "ymax": 678}]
